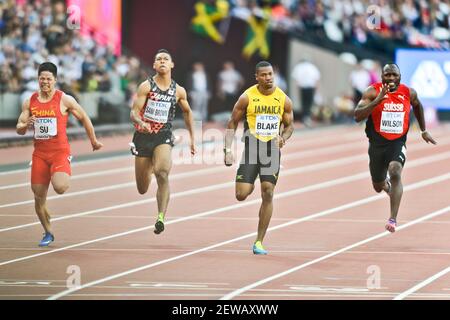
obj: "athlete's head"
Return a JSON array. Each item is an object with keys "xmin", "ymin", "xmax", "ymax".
[
  {"xmin": 38, "ymin": 62, "xmax": 57, "ymax": 93},
  {"xmin": 153, "ymin": 49, "xmax": 174, "ymax": 74},
  {"xmin": 381, "ymin": 63, "xmax": 401, "ymax": 92},
  {"xmin": 255, "ymin": 61, "xmax": 274, "ymax": 90}
]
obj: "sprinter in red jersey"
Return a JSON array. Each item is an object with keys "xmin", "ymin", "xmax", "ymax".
[
  {"xmin": 354, "ymin": 63, "xmax": 437, "ymax": 233},
  {"xmin": 16, "ymin": 62, "xmax": 103, "ymax": 247}
]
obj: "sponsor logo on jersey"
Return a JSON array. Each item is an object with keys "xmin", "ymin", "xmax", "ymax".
[
  {"xmin": 149, "ymin": 92, "xmax": 173, "ymax": 102},
  {"xmin": 383, "ymin": 102, "xmax": 404, "ymax": 112},
  {"xmin": 31, "ymin": 109, "xmax": 56, "ymax": 117},
  {"xmin": 254, "ymin": 105, "xmax": 281, "ymax": 114}
]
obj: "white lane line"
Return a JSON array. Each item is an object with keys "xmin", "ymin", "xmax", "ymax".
[
  {"xmin": 0, "ymin": 129, "xmax": 369, "ymax": 190},
  {"xmin": 0, "ymin": 167, "xmax": 133, "ymax": 190},
  {"xmin": 220, "ymin": 205, "xmax": 450, "ymax": 300},
  {"xmin": 0, "ymin": 166, "xmax": 229, "ymax": 208},
  {"xmin": 394, "ymin": 266, "xmax": 450, "ymax": 300},
  {"xmin": 2, "ymin": 131, "xmax": 448, "ymax": 207},
  {"xmin": 46, "ymin": 171, "xmax": 450, "ymax": 300},
  {"xmin": 1, "ymin": 169, "xmax": 371, "ymax": 266},
  {"xmin": 0, "ymin": 126, "xmax": 352, "ymax": 177},
  {"xmin": 3, "ymin": 143, "xmax": 450, "ymax": 234},
  {"xmin": 0, "ymin": 123, "xmax": 433, "ymax": 180}
]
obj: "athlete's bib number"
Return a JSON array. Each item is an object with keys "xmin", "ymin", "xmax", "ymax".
[
  {"xmin": 380, "ymin": 112, "xmax": 404, "ymax": 134},
  {"xmin": 143, "ymin": 100, "xmax": 171, "ymax": 123},
  {"xmin": 255, "ymin": 114, "xmax": 280, "ymax": 137},
  {"xmin": 35, "ymin": 117, "xmax": 57, "ymax": 139}
]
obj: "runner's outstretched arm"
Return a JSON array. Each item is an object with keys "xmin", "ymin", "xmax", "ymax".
[
  {"xmin": 130, "ymin": 81, "xmax": 151, "ymax": 133},
  {"xmin": 177, "ymin": 84, "xmax": 196, "ymax": 155},
  {"xmin": 63, "ymin": 94, "xmax": 103, "ymax": 151},
  {"xmin": 354, "ymin": 85, "xmax": 387, "ymax": 122},
  {"xmin": 410, "ymin": 88, "xmax": 437, "ymax": 145},
  {"xmin": 278, "ymin": 96, "xmax": 294, "ymax": 148},
  {"xmin": 16, "ymin": 98, "xmax": 34, "ymax": 135},
  {"xmin": 224, "ymin": 93, "xmax": 248, "ymax": 166}
]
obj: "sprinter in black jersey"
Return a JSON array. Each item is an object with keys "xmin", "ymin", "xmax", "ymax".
[{"xmin": 130, "ymin": 49, "xmax": 196, "ymax": 234}]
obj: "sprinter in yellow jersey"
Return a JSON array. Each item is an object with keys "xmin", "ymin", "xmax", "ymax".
[{"xmin": 224, "ymin": 61, "xmax": 294, "ymax": 255}]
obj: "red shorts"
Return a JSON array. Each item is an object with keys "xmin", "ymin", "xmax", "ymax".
[{"xmin": 31, "ymin": 149, "xmax": 72, "ymax": 185}]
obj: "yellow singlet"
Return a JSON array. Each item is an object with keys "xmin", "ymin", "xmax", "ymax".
[{"xmin": 244, "ymin": 85, "xmax": 286, "ymax": 142}]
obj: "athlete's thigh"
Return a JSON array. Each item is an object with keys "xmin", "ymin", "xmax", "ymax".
[
  {"xmin": 50, "ymin": 152, "xmax": 72, "ymax": 190},
  {"xmin": 135, "ymin": 156, "xmax": 153, "ymax": 184},
  {"xmin": 31, "ymin": 153, "xmax": 51, "ymax": 186},
  {"xmin": 386, "ymin": 140, "xmax": 406, "ymax": 168},
  {"xmin": 152, "ymin": 144, "xmax": 172, "ymax": 173},
  {"xmin": 51, "ymin": 172, "xmax": 70, "ymax": 191},
  {"xmin": 368, "ymin": 143, "xmax": 387, "ymax": 183}
]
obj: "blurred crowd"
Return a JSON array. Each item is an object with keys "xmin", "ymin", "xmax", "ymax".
[
  {"xmin": 0, "ymin": 0, "xmax": 145, "ymax": 111},
  {"xmin": 230, "ymin": 0, "xmax": 450, "ymax": 50}
]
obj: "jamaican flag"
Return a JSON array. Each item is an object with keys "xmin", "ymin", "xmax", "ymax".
[
  {"xmin": 191, "ymin": 0, "xmax": 230, "ymax": 44},
  {"xmin": 242, "ymin": 8, "xmax": 271, "ymax": 59}
]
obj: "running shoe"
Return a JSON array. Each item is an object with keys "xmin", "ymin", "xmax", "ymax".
[
  {"xmin": 154, "ymin": 212, "xmax": 165, "ymax": 235},
  {"xmin": 38, "ymin": 232, "xmax": 54, "ymax": 247},
  {"xmin": 252, "ymin": 241, "xmax": 268, "ymax": 255},
  {"xmin": 385, "ymin": 218, "xmax": 397, "ymax": 233}
]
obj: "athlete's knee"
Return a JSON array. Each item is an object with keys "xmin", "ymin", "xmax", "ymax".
[
  {"xmin": 372, "ymin": 183, "xmax": 384, "ymax": 193},
  {"xmin": 154, "ymin": 169, "xmax": 169, "ymax": 182},
  {"xmin": 388, "ymin": 163, "xmax": 402, "ymax": 183},
  {"xmin": 236, "ymin": 191, "xmax": 249, "ymax": 201},
  {"xmin": 261, "ymin": 186, "xmax": 274, "ymax": 202},
  {"xmin": 54, "ymin": 184, "xmax": 69, "ymax": 195},
  {"xmin": 137, "ymin": 185, "xmax": 149, "ymax": 195}
]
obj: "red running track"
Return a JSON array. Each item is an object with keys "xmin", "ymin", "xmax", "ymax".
[{"xmin": 1, "ymin": 124, "xmax": 450, "ymax": 300}]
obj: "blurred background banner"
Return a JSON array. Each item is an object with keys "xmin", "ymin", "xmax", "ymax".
[
  {"xmin": 1, "ymin": 0, "xmax": 450, "ymax": 134},
  {"xmin": 67, "ymin": 0, "xmax": 122, "ymax": 55},
  {"xmin": 396, "ymin": 49, "xmax": 450, "ymax": 110}
]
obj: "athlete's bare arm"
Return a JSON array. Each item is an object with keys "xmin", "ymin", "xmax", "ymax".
[
  {"xmin": 63, "ymin": 94, "xmax": 103, "ymax": 151},
  {"xmin": 16, "ymin": 98, "xmax": 34, "ymax": 135},
  {"xmin": 279, "ymin": 95, "xmax": 294, "ymax": 148},
  {"xmin": 130, "ymin": 80, "xmax": 151, "ymax": 133},
  {"xmin": 354, "ymin": 85, "xmax": 388, "ymax": 122},
  {"xmin": 224, "ymin": 93, "xmax": 249, "ymax": 166},
  {"xmin": 410, "ymin": 87, "xmax": 437, "ymax": 145},
  {"xmin": 176, "ymin": 84, "xmax": 196, "ymax": 155}
]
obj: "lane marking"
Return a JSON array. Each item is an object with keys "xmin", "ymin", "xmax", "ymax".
[
  {"xmin": 46, "ymin": 172, "xmax": 450, "ymax": 300},
  {"xmin": 220, "ymin": 204, "xmax": 450, "ymax": 300}
]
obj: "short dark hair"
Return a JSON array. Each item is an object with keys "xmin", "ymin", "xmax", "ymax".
[
  {"xmin": 383, "ymin": 62, "xmax": 400, "ymax": 72},
  {"xmin": 38, "ymin": 62, "xmax": 57, "ymax": 77},
  {"xmin": 255, "ymin": 61, "xmax": 272, "ymax": 73},
  {"xmin": 154, "ymin": 49, "xmax": 172, "ymax": 60}
]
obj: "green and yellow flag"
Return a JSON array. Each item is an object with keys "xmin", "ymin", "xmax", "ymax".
[
  {"xmin": 242, "ymin": 9, "xmax": 271, "ymax": 60},
  {"xmin": 191, "ymin": 0, "xmax": 229, "ymax": 44}
]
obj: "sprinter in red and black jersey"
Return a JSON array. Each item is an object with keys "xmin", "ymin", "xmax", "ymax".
[
  {"xmin": 130, "ymin": 49, "xmax": 196, "ymax": 235},
  {"xmin": 354, "ymin": 63, "xmax": 437, "ymax": 233}
]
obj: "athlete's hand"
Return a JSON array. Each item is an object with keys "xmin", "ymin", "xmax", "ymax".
[
  {"xmin": 139, "ymin": 122, "xmax": 152, "ymax": 133},
  {"xmin": 27, "ymin": 115, "xmax": 36, "ymax": 128},
  {"xmin": 422, "ymin": 131, "xmax": 437, "ymax": 145},
  {"xmin": 92, "ymin": 140, "xmax": 104, "ymax": 151},
  {"xmin": 375, "ymin": 84, "xmax": 389, "ymax": 103},
  {"xmin": 276, "ymin": 135, "xmax": 286, "ymax": 149},
  {"xmin": 224, "ymin": 150, "xmax": 233, "ymax": 167},
  {"xmin": 190, "ymin": 142, "xmax": 196, "ymax": 156}
]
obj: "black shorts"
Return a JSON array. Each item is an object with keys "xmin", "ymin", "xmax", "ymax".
[
  {"xmin": 130, "ymin": 130, "xmax": 174, "ymax": 158},
  {"xmin": 236, "ymin": 135, "xmax": 281, "ymax": 185},
  {"xmin": 368, "ymin": 139, "xmax": 407, "ymax": 183}
]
